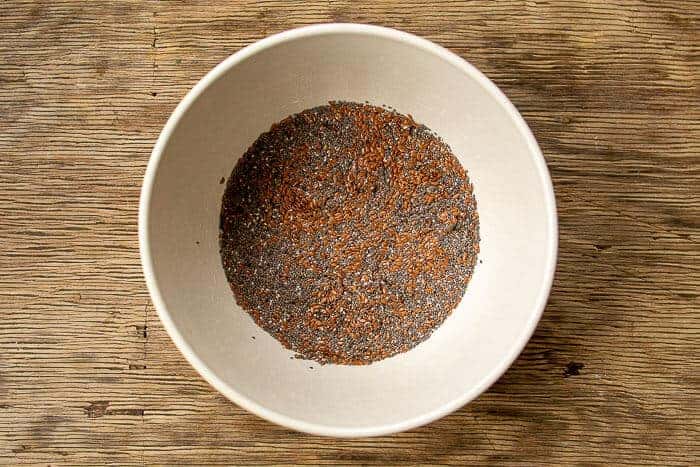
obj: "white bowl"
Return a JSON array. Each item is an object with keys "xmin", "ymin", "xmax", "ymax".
[{"xmin": 139, "ymin": 24, "xmax": 557, "ymax": 437}]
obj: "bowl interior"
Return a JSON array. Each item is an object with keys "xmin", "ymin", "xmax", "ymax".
[{"xmin": 142, "ymin": 26, "xmax": 556, "ymax": 436}]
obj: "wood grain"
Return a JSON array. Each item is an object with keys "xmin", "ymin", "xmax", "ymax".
[{"xmin": 1, "ymin": 0, "xmax": 698, "ymax": 464}]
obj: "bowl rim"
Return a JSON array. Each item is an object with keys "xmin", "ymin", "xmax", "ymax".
[{"xmin": 139, "ymin": 22, "xmax": 558, "ymax": 438}]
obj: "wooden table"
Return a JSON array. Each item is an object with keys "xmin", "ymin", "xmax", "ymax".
[{"xmin": 1, "ymin": 1, "xmax": 698, "ymax": 464}]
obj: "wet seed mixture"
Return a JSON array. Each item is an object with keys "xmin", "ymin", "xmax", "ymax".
[{"xmin": 220, "ymin": 102, "xmax": 479, "ymax": 364}]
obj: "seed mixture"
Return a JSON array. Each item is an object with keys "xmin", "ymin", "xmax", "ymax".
[{"xmin": 220, "ymin": 102, "xmax": 479, "ymax": 364}]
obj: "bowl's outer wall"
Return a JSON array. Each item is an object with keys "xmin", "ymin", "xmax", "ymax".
[{"xmin": 140, "ymin": 25, "xmax": 557, "ymax": 437}]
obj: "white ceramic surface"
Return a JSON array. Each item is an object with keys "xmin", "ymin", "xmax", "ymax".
[{"xmin": 139, "ymin": 24, "xmax": 557, "ymax": 437}]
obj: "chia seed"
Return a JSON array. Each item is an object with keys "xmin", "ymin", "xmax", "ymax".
[{"xmin": 220, "ymin": 101, "xmax": 479, "ymax": 365}]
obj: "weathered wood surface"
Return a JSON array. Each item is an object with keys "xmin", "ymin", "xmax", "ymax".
[{"xmin": 1, "ymin": 0, "xmax": 698, "ymax": 464}]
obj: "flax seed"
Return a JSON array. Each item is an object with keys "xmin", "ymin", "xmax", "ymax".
[{"xmin": 219, "ymin": 102, "xmax": 479, "ymax": 365}]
